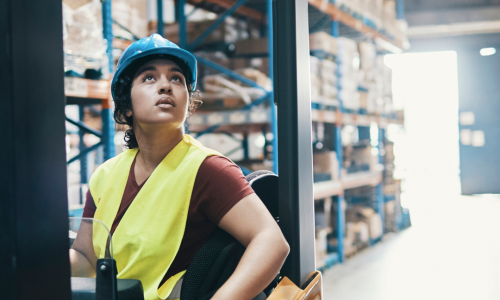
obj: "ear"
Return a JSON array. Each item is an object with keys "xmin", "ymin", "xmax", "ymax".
[{"xmin": 126, "ymin": 110, "xmax": 133, "ymax": 117}]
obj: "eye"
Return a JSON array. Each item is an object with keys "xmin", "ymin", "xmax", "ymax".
[
  {"xmin": 143, "ymin": 75, "xmax": 155, "ymax": 82},
  {"xmin": 171, "ymin": 75, "xmax": 183, "ymax": 83}
]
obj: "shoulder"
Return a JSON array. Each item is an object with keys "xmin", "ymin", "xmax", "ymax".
[
  {"xmin": 193, "ymin": 156, "xmax": 254, "ymax": 224},
  {"xmin": 199, "ymin": 155, "xmax": 237, "ymax": 172}
]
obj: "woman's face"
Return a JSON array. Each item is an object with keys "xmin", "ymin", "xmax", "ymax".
[{"xmin": 130, "ymin": 58, "xmax": 189, "ymax": 129}]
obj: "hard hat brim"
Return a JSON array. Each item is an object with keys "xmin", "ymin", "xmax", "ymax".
[{"xmin": 111, "ymin": 46, "xmax": 197, "ymax": 97}]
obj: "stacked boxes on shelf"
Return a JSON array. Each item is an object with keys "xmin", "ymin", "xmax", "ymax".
[
  {"xmin": 194, "ymin": 51, "xmax": 271, "ymax": 111},
  {"xmin": 329, "ymin": 201, "xmax": 383, "ymax": 258},
  {"xmin": 309, "ymin": 32, "xmax": 398, "ymax": 116},
  {"xmin": 63, "ymin": 0, "xmax": 109, "ymax": 79},
  {"xmin": 338, "ymin": 37, "xmax": 360, "ymax": 112},
  {"xmin": 160, "ymin": 18, "xmax": 259, "ymax": 47},
  {"xmin": 113, "ymin": 0, "xmax": 148, "ymax": 39},
  {"xmin": 343, "ymin": 142, "xmax": 379, "ymax": 174},
  {"xmin": 382, "ymin": 0, "xmax": 406, "ymax": 46},
  {"xmin": 358, "ymin": 42, "xmax": 394, "ymax": 116},
  {"xmin": 309, "ymin": 32, "xmax": 339, "ymax": 106},
  {"xmin": 313, "ymin": 151, "xmax": 340, "ymax": 183},
  {"xmin": 63, "ymin": 0, "xmax": 149, "ymax": 79},
  {"xmin": 382, "ymin": 140, "xmax": 402, "ymax": 233},
  {"xmin": 332, "ymin": 0, "xmax": 406, "ymax": 46}
]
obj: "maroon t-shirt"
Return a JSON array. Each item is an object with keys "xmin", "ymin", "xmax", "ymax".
[{"xmin": 82, "ymin": 155, "xmax": 254, "ymax": 284}]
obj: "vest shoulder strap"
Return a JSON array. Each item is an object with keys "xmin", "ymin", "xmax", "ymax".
[{"xmin": 89, "ymin": 149, "xmax": 136, "ymax": 205}]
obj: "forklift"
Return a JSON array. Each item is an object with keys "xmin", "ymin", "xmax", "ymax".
[{"xmin": 1, "ymin": 0, "xmax": 322, "ymax": 299}]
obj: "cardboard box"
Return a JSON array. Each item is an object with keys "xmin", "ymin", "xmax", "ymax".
[
  {"xmin": 235, "ymin": 68, "xmax": 271, "ymax": 89},
  {"xmin": 235, "ymin": 38, "xmax": 268, "ymax": 56},
  {"xmin": 346, "ymin": 206, "xmax": 383, "ymax": 240},
  {"xmin": 315, "ymin": 228, "xmax": 329, "ymax": 262},
  {"xmin": 310, "ymin": 32, "xmax": 337, "ymax": 55},
  {"xmin": 63, "ymin": 0, "xmax": 92, "ymax": 10},
  {"xmin": 313, "ymin": 151, "xmax": 339, "ymax": 181},
  {"xmin": 162, "ymin": 19, "xmax": 238, "ymax": 45},
  {"xmin": 113, "ymin": 0, "xmax": 148, "ymax": 38}
]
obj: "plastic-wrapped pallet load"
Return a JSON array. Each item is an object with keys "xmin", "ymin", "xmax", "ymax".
[
  {"xmin": 63, "ymin": 0, "xmax": 109, "ymax": 79},
  {"xmin": 319, "ymin": 59, "xmax": 338, "ymax": 100},
  {"xmin": 361, "ymin": 0, "xmax": 383, "ymax": 30},
  {"xmin": 310, "ymin": 56, "xmax": 322, "ymax": 99},
  {"xmin": 113, "ymin": 0, "xmax": 148, "ymax": 40},
  {"xmin": 309, "ymin": 32, "xmax": 339, "ymax": 103},
  {"xmin": 313, "ymin": 151, "xmax": 339, "ymax": 182},
  {"xmin": 338, "ymin": 37, "xmax": 360, "ymax": 111},
  {"xmin": 346, "ymin": 205, "xmax": 383, "ymax": 240},
  {"xmin": 315, "ymin": 228, "xmax": 329, "ymax": 268},
  {"xmin": 309, "ymin": 32, "xmax": 338, "ymax": 57},
  {"xmin": 161, "ymin": 17, "xmax": 241, "ymax": 46}
]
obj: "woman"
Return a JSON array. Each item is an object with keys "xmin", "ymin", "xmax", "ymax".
[{"xmin": 69, "ymin": 34, "xmax": 289, "ymax": 300}]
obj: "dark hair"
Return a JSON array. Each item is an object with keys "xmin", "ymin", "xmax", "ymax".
[{"xmin": 113, "ymin": 54, "xmax": 202, "ymax": 149}]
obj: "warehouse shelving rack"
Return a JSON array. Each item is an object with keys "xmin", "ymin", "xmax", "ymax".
[
  {"xmin": 64, "ymin": 0, "xmax": 405, "ymax": 266},
  {"xmin": 65, "ymin": 0, "xmax": 115, "ymax": 208},
  {"xmin": 164, "ymin": 0, "xmax": 280, "ymax": 174},
  {"xmin": 165, "ymin": 0, "xmax": 405, "ymax": 267},
  {"xmin": 307, "ymin": 0, "xmax": 406, "ymax": 264}
]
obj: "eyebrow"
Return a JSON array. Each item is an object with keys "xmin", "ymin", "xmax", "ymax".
[
  {"xmin": 136, "ymin": 66, "xmax": 185, "ymax": 77},
  {"xmin": 169, "ymin": 67, "xmax": 184, "ymax": 75},
  {"xmin": 136, "ymin": 66, "xmax": 156, "ymax": 75}
]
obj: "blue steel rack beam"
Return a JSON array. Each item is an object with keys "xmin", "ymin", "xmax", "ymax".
[
  {"xmin": 175, "ymin": 0, "xmax": 187, "ymax": 48},
  {"xmin": 175, "ymin": 0, "xmax": 279, "ymax": 171},
  {"xmin": 157, "ymin": 0, "xmax": 164, "ymax": 36},
  {"xmin": 102, "ymin": 0, "xmax": 115, "ymax": 161},
  {"xmin": 396, "ymin": 0, "xmax": 405, "ymax": 20},
  {"xmin": 188, "ymin": 0, "xmax": 250, "ymax": 51},
  {"xmin": 331, "ymin": 19, "xmax": 345, "ymax": 263},
  {"xmin": 267, "ymin": 0, "xmax": 278, "ymax": 174},
  {"xmin": 65, "ymin": 0, "xmax": 115, "ymax": 196}
]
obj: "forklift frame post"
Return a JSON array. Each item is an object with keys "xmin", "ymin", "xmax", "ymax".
[
  {"xmin": 0, "ymin": 0, "xmax": 71, "ymax": 298},
  {"xmin": 274, "ymin": 0, "xmax": 317, "ymax": 286}
]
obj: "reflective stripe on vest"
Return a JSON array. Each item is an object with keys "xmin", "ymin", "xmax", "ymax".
[{"xmin": 90, "ymin": 135, "xmax": 221, "ymax": 300}]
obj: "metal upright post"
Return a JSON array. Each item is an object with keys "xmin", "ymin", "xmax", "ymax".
[
  {"xmin": 267, "ymin": 0, "xmax": 278, "ymax": 174},
  {"xmin": 79, "ymin": 106, "xmax": 89, "ymax": 203},
  {"xmin": 331, "ymin": 19, "xmax": 345, "ymax": 263},
  {"xmin": 377, "ymin": 128, "xmax": 385, "ymax": 235},
  {"xmin": 334, "ymin": 124, "xmax": 344, "ymax": 263},
  {"xmin": 242, "ymin": 133, "xmax": 250, "ymax": 160},
  {"xmin": 157, "ymin": 0, "xmax": 164, "ymax": 36},
  {"xmin": 396, "ymin": 0, "xmax": 405, "ymax": 20},
  {"xmin": 274, "ymin": 0, "xmax": 316, "ymax": 285},
  {"xmin": 102, "ymin": 0, "xmax": 115, "ymax": 161},
  {"xmin": 1, "ymin": 0, "xmax": 71, "ymax": 297},
  {"xmin": 176, "ymin": 0, "xmax": 187, "ymax": 49}
]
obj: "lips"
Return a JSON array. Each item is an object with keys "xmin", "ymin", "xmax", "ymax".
[{"xmin": 156, "ymin": 97, "xmax": 175, "ymax": 108}]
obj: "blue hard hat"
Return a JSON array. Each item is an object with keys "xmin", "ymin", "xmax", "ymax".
[{"xmin": 111, "ymin": 34, "xmax": 197, "ymax": 96}]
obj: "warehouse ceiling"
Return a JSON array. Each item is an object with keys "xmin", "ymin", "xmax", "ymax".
[
  {"xmin": 405, "ymin": 0, "xmax": 500, "ymax": 43},
  {"xmin": 406, "ymin": 0, "xmax": 500, "ymax": 13}
]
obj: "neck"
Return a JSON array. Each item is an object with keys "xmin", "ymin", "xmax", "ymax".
[{"xmin": 134, "ymin": 124, "xmax": 184, "ymax": 171}]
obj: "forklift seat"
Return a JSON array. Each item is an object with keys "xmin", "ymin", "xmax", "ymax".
[{"xmin": 180, "ymin": 170, "xmax": 279, "ymax": 300}]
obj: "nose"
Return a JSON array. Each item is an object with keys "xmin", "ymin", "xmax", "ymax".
[{"xmin": 158, "ymin": 76, "xmax": 172, "ymax": 94}]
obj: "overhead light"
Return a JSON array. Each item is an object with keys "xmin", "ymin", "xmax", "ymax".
[{"xmin": 480, "ymin": 47, "xmax": 496, "ymax": 56}]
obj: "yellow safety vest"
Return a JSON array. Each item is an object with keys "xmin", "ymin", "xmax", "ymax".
[{"xmin": 90, "ymin": 135, "xmax": 221, "ymax": 300}]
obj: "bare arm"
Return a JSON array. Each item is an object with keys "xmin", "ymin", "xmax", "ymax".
[
  {"xmin": 70, "ymin": 220, "xmax": 98, "ymax": 277},
  {"xmin": 212, "ymin": 193, "xmax": 290, "ymax": 300}
]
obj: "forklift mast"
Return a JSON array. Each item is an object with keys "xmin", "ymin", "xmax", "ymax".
[{"xmin": 274, "ymin": 0, "xmax": 317, "ymax": 286}]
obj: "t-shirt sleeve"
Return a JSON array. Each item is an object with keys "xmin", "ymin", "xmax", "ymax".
[
  {"xmin": 192, "ymin": 156, "xmax": 255, "ymax": 225},
  {"xmin": 82, "ymin": 190, "xmax": 97, "ymax": 218}
]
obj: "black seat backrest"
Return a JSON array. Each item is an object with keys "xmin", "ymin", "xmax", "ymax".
[{"xmin": 180, "ymin": 170, "xmax": 279, "ymax": 300}]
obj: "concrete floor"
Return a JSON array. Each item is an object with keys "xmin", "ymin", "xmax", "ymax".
[{"xmin": 322, "ymin": 175, "xmax": 500, "ymax": 300}]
